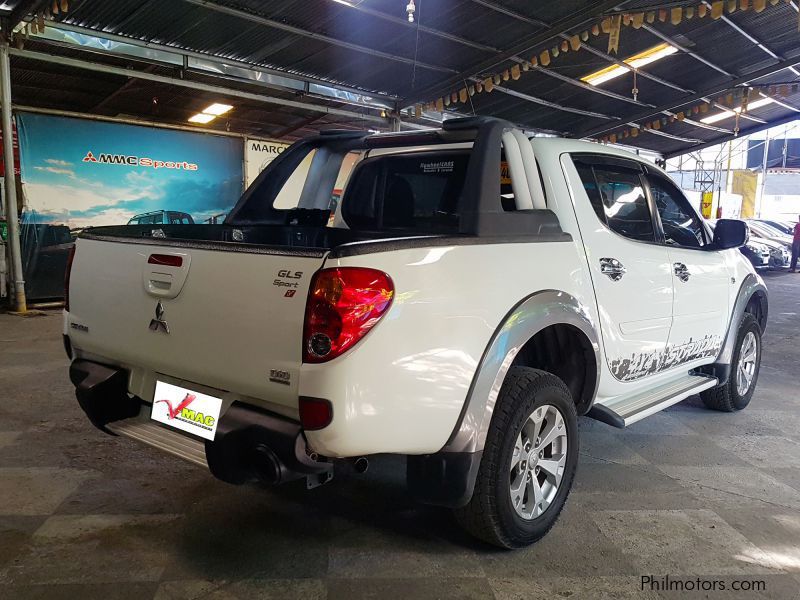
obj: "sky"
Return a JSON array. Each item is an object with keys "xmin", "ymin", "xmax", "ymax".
[{"xmin": 18, "ymin": 113, "xmax": 244, "ymax": 228}]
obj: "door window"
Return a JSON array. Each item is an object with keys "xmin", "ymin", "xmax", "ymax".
[
  {"xmin": 648, "ymin": 175, "xmax": 708, "ymax": 248},
  {"xmin": 576, "ymin": 164, "xmax": 655, "ymax": 242}
]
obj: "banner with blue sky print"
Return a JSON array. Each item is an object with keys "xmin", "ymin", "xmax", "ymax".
[{"xmin": 17, "ymin": 113, "xmax": 244, "ymax": 229}]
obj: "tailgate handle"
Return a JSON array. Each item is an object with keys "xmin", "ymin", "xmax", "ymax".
[
  {"xmin": 142, "ymin": 252, "xmax": 190, "ymax": 299},
  {"xmin": 148, "ymin": 272, "xmax": 173, "ymax": 292}
]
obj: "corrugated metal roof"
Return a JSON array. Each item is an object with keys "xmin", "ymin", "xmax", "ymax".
[{"xmin": 0, "ymin": 0, "xmax": 797, "ymax": 154}]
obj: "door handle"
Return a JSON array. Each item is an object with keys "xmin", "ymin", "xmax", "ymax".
[
  {"xmin": 673, "ymin": 262, "xmax": 690, "ymax": 282},
  {"xmin": 599, "ymin": 257, "xmax": 626, "ymax": 281}
]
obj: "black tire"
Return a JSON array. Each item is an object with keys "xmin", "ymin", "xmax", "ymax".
[
  {"xmin": 454, "ymin": 367, "xmax": 578, "ymax": 549},
  {"xmin": 701, "ymin": 313, "xmax": 762, "ymax": 412}
]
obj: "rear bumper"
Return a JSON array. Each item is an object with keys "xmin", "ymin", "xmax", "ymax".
[{"xmin": 69, "ymin": 359, "xmax": 332, "ymax": 486}]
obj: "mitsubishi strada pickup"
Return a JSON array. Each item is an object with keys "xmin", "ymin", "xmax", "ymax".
[{"xmin": 64, "ymin": 117, "xmax": 767, "ymax": 548}]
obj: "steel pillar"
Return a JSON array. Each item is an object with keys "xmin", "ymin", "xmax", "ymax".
[{"xmin": 0, "ymin": 43, "xmax": 25, "ymax": 312}]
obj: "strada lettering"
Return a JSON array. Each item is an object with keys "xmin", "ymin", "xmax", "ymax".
[{"xmin": 82, "ymin": 151, "xmax": 198, "ymax": 171}]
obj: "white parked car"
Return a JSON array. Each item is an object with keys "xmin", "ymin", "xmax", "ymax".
[{"xmin": 64, "ymin": 118, "xmax": 767, "ymax": 548}]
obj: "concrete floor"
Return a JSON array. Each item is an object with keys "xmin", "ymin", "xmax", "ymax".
[{"xmin": 1, "ymin": 271, "xmax": 800, "ymax": 600}]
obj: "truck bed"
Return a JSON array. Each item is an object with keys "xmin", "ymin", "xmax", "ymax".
[{"xmin": 80, "ymin": 222, "xmax": 407, "ymax": 256}]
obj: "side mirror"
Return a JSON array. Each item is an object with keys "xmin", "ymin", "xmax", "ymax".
[{"xmin": 712, "ymin": 219, "xmax": 748, "ymax": 250}]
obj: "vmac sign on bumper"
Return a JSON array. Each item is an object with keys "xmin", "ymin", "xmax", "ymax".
[{"xmin": 151, "ymin": 381, "xmax": 222, "ymax": 441}]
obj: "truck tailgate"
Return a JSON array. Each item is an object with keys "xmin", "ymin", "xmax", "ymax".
[{"xmin": 67, "ymin": 237, "xmax": 326, "ymax": 409}]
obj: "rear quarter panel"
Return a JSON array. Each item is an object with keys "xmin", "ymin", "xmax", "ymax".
[{"xmin": 301, "ymin": 240, "xmax": 594, "ymax": 456}]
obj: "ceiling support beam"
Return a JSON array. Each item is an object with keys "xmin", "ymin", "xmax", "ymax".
[
  {"xmin": 637, "ymin": 23, "xmax": 761, "ymax": 127},
  {"xmin": 523, "ymin": 61, "xmax": 653, "ymax": 107},
  {"xmin": 704, "ymin": 0, "xmax": 800, "ymax": 78},
  {"xmin": 704, "ymin": 2, "xmax": 800, "ymax": 113},
  {"xmin": 31, "ymin": 22, "xmax": 399, "ymax": 110},
  {"xmin": 646, "ymin": 9, "xmax": 799, "ymax": 123},
  {"xmin": 641, "ymin": 24, "xmax": 733, "ymax": 78},
  {"xmin": 181, "ymin": 0, "xmax": 457, "ymax": 74},
  {"xmin": 8, "ymin": 48, "xmax": 389, "ymax": 124},
  {"xmin": 631, "ymin": 123, "xmax": 701, "ymax": 144},
  {"xmin": 405, "ymin": 0, "xmax": 630, "ymax": 105},
  {"xmin": 504, "ymin": 59, "xmax": 735, "ymax": 133},
  {"xmin": 482, "ymin": 82, "xmax": 619, "ymax": 120},
  {"xmin": 636, "ymin": 23, "xmax": 765, "ymax": 124},
  {"xmin": 468, "ymin": 0, "xmax": 550, "ymax": 28},
  {"xmin": 577, "ymin": 52, "xmax": 800, "ymax": 139},
  {"xmin": 576, "ymin": 41, "xmax": 689, "ymax": 93},
  {"xmin": 6, "ymin": 103, "xmax": 247, "ymax": 137}
]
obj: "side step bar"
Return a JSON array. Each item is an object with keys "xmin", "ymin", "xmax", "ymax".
[
  {"xmin": 108, "ymin": 416, "xmax": 208, "ymax": 467},
  {"xmin": 588, "ymin": 374, "xmax": 718, "ymax": 428}
]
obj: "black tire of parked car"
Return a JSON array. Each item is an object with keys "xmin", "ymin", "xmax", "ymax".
[
  {"xmin": 700, "ymin": 313, "xmax": 762, "ymax": 412},
  {"xmin": 454, "ymin": 367, "xmax": 579, "ymax": 549}
]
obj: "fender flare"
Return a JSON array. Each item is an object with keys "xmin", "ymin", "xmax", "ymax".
[
  {"xmin": 441, "ymin": 289, "xmax": 600, "ymax": 454},
  {"xmin": 703, "ymin": 272, "xmax": 768, "ymax": 384}
]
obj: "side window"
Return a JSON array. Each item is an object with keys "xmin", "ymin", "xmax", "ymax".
[
  {"xmin": 576, "ymin": 164, "xmax": 655, "ymax": 242},
  {"xmin": 648, "ymin": 175, "xmax": 707, "ymax": 248}
]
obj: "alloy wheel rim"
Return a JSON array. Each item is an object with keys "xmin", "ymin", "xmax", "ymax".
[
  {"xmin": 509, "ymin": 404, "xmax": 568, "ymax": 520},
  {"xmin": 736, "ymin": 331, "xmax": 758, "ymax": 397}
]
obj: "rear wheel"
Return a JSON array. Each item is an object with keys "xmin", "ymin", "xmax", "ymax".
[
  {"xmin": 454, "ymin": 367, "xmax": 578, "ymax": 549},
  {"xmin": 701, "ymin": 313, "xmax": 762, "ymax": 412}
]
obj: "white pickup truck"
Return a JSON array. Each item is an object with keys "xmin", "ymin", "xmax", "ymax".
[{"xmin": 64, "ymin": 117, "xmax": 767, "ymax": 548}]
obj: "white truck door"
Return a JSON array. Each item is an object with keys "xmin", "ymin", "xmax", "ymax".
[
  {"xmin": 566, "ymin": 155, "xmax": 674, "ymax": 382},
  {"xmin": 645, "ymin": 171, "xmax": 730, "ymax": 365}
]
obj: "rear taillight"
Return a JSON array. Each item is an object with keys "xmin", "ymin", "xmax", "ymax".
[
  {"xmin": 64, "ymin": 245, "xmax": 76, "ymax": 311},
  {"xmin": 303, "ymin": 267, "xmax": 394, "ymax": 363}
]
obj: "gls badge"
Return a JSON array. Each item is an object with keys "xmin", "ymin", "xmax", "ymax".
[
  {"xmin": 273, "ymin": 269, "xmax": 303, "ymax": 295},
  {"xmin": 149, "ymin": 301, "xmax": 170, "ymax": 334}
]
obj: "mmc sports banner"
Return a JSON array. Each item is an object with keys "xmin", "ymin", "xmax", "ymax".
[{"xmin": 17, "ymin": 113, "xmax": 244, "ymax": 228}]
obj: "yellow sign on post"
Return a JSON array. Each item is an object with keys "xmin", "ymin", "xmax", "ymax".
[
  {"xmin": 731, "ymin": 170, "xmax": 758, "ymax": 219},
  {"xmin": 700, "ymin": 191, "xmax": 714, "ymax": 219}
]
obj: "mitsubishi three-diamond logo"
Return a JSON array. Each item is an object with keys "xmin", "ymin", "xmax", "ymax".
[{"xmin": 149, "ymin": 301, "xmax": 170, "ymax": 334}]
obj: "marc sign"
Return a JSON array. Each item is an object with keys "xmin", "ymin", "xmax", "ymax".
[{"xmin": 151, "ymin": 381, "xmax": 223, "ymax": 441}]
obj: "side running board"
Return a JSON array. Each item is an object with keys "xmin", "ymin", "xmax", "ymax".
[{"xmin": 588, "ymin": 374, "xmax": 718, "ymax": 428}]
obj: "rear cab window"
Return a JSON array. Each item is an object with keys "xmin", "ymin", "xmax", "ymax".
[{"xmin": 341, "ymin": 152, "xmax": 469, "ymax": 233}]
